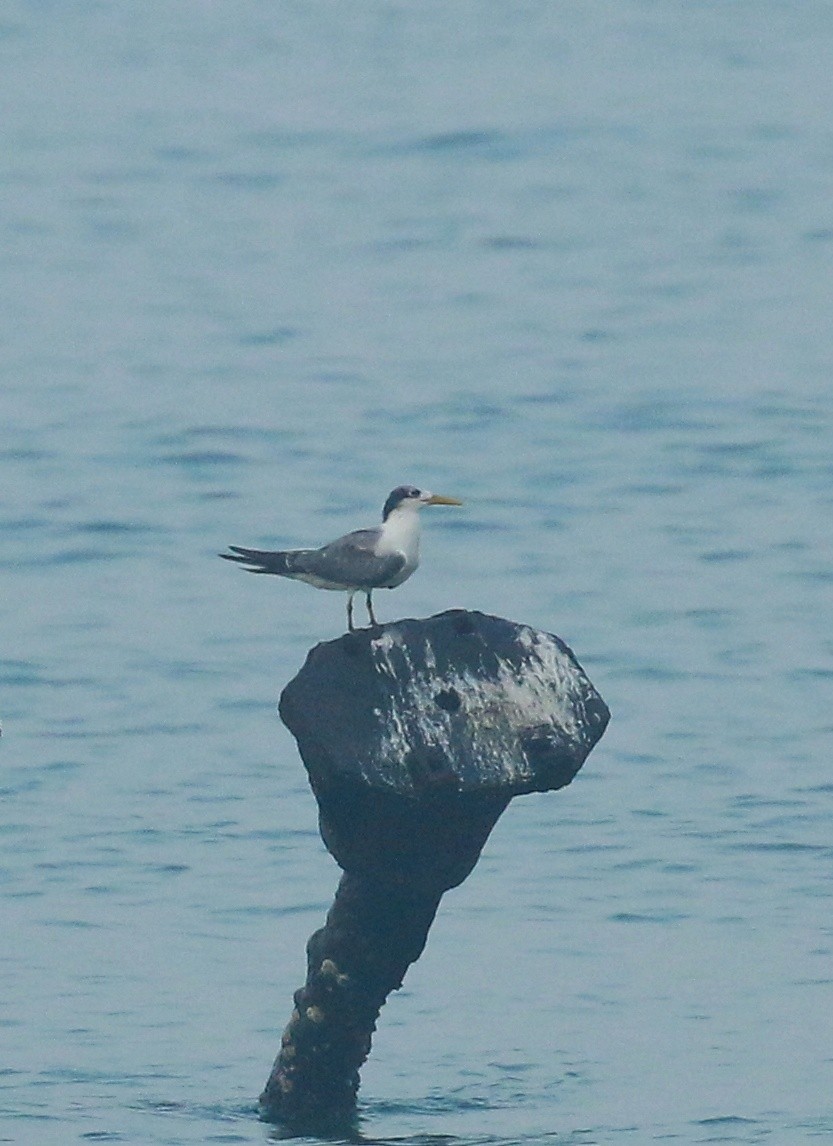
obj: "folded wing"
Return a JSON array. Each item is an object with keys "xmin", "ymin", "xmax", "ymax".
[
  {"xmin": 313, "ymin": 530, "xmax": 407, "ymax": 588},
  {"xmin": 220, "ymin": 528, "xmax": 407, "ymax": 589}
]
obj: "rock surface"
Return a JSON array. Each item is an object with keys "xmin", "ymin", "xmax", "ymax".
[
  {"xmin": 281, "ymin": 608, "xmax": 609, "ymax": 798},
  {"xmin": 261, "ymin": 610, "xmax": 610, "ymax": 1128}
]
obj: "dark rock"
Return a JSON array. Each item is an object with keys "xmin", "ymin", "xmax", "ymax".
[
  {"xmin": 281, "ymin": 608, "xmax": 608, "ymax": 799},
  {"xmin": 260, "ymin": 610, "xmax": 609, "ymax": 1128}
]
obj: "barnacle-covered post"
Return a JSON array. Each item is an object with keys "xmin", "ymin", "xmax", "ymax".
[{"xmin": 260, "ymin": 609, "xmax": 609, "ymax": 1131}]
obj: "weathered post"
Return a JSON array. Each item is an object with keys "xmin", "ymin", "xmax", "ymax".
[{"xmin": 260, "ymin": 609, "xmax": 609, "ymax": 1131}]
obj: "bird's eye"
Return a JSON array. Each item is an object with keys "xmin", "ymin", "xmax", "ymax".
[{"xmin": 409, "ymin": 488, "xmax": 421, "ymax": 498}]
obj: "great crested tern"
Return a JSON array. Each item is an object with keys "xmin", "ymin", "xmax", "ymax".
[{"xmin": 220, "ymin": 485, "xmax": 463, "ymax": 631}]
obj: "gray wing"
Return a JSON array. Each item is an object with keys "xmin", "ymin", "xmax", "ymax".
[
  {"xmin": 220, "ymin": 529, "xmax": 406, "ymax": 589},
  {"xmin": 305, "ymin": 528, "xmax": 407, "ymax": 589}
]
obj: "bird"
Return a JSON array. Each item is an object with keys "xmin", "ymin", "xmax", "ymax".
[{"xmin": 220, "ymin": 485, "xmax": 463, "ymax": 631}]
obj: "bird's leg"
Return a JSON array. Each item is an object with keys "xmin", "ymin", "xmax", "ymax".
[
  {"xmin": 366, "ymin": 591, "xmax": 378, "ymax": 627},
  {"xmin": 347, "ymin": 592, "xmax": 356, "ymax": 632}
]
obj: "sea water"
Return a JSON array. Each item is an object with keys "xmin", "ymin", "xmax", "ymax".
[{"xmin": 2, "ymin": 3, "xmax": 833, "ymax": 1142}]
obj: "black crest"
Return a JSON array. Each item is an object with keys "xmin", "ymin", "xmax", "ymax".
[{"xmin": 382, "ymin": 486, "xmax": 422, "ymax": 520}]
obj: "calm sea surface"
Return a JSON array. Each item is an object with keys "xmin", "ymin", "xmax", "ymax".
[{"xmin": 3, "ymin": 3, "xmax": 833, "ymax": 1143}]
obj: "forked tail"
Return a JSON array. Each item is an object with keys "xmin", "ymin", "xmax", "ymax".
[{"xmin": 220, "ymin": 546, "xmax": 296, "ymax": 576}]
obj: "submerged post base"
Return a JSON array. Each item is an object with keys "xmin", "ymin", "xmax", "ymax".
[
  {"xmin": 260, "ymin": 787, "xmax": 509, "ymax": 1127},
  {"xmin": 259, "ymin": 871, "xmax": 447, "ymax": 1128},
  {"xmin": 260, "ymin": 610, "xmax": 609, "ymax": 1129}
]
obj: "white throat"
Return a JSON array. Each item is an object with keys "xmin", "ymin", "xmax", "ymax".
[{"xmin": 375, "ymin": 504, "xmax": 422, "ymax": 572}]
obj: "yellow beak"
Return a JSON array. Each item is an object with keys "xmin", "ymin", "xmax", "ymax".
[{"xmin": 426, "ymin": 494, "xmax": 463, "ymax": 506}]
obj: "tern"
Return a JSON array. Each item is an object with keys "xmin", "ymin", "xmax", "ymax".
[{"xmin": 220, "ymin": 485, "xmax": 463, "ymax": 631}]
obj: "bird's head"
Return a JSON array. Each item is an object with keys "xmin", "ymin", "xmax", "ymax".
[{"xmin": 382, "ymin": 486, "xmax": 463, "ymax": 521}]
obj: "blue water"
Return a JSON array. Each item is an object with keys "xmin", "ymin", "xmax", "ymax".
[{"xmin": 3, "ymin": 2, "xmax": 833, "ymax": 1142}]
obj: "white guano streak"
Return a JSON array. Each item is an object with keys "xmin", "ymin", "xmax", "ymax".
[{"xmin": 366, "ymin": 627, "xmax": 587, "ymax": 791}]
